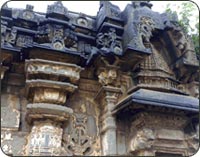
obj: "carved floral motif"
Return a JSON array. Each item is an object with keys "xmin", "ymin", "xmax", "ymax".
[{"xmin": 97, "ymin": 28, "xmax": 122, "ymax": 55}]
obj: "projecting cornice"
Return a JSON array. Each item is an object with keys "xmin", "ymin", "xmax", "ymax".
[{"xmin": 1, "ymin": 1, "xmax": 198, "ymax": 82}]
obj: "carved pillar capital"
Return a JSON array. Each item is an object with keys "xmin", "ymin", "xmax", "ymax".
[
  {"xmin": 25, "ymin": 58, "xmax": 83, "ymax": 104},
  {"xmin": 95, "ymin": 86, "xmax": 122, "ymax": 105},
  {"xmin": 97, "ymin": 66, "xmax": 120, "ymax": 87}
]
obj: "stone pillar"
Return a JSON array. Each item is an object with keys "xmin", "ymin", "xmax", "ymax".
[
  {"xmin": 95, "ymin": 67, "xmax": 121, "ymax": 155},
  {"xmin": 24, "ymin": 58, "xmax": 83, "ymax": 156}
]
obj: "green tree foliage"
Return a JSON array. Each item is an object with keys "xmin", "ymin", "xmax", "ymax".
[{"xmin": 165, "ymin": 2, "xmax": 199, "ymax": 56}]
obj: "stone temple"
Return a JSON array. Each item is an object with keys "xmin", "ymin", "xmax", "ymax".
[{"xmin": 0, "ymin": 1, "xmax": 199, "ymax": 156}]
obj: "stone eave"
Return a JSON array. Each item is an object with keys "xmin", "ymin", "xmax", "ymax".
[
  {"xmin": 32, "ymin": 43, "xmax": 88, "ymax": 58},
  {"xmin": 112, "ymin": 89, "xmax": 199, "ymax": 115}
]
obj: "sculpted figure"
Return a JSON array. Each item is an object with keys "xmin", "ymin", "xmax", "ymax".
[{"xmin": 129, "ymin": 128, "xmax": 155, "ymax": 152}]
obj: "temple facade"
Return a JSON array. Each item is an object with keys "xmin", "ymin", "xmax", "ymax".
[{"xmin": 1, "ymin": 1, "xmax": 199, "ymax": 156}]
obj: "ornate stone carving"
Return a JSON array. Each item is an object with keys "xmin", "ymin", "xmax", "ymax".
[
  {"xmin": 27, "ymin": 121, "xmax": 63, "ymax": 156},
  {"xmin": 97, "ymin": 1, "xmax": 122, "ymax": 30},
  {"xmin": 99, "ymin": 1, "xmax": 121, "ymax": 18},
  {"xmin": 131, "ymin": 112, "xmax": 188, "ymax": 130},
  {"xmin": 33, "ymin": 88, "xmax": 66, "ymax": 104},
  {"xmin": 139, "ymin": 16, "xmax": 155, "ymax": 48},
  {"xmin": 97, "ymin": 28, "xmax": 122, "ymax": 55},
  {"xmin": 1, "ymin": 130, "xmax": 14, "ymax": 155},
  {"xmin": 132, "ymin": 43, "xmax": 179, "ymax": 93},
  {"xmin": 11, "ymin": 4, "xmax": 38, "ymax": 27},
  {"xmin": 64, "ymin": 28, "xmax": 78, "ymax": 48},
  {"xmin": 1, "ymin": 1, "xmax": 199, "ymax": 156},
  {"xmin": 36, "ymin": 24, "xmax": 51, "ymax": 43},
  {"xmin": 23, "ymin": 56, "xmax": 83, "ymax": 155},
  {"xmin": 25, "ymin": 59, "xmax": 83, "ymax": 84},
  {"xmin": 16, "ymin": 35, "xmax": 33, "ymax": 47},
  {"xmin": 26, "ymin": 79, "xmax": 77, "ymax": 103},
  {"xmin": 98, "ymin": 68, "xmax": 117, "ymax": 86},
  {"xmin": 65, "ymin": 113, "xmax": 95, "ymax": 155},
  {"xmin": 172, "ymin": 26, "xmax": 198, "ymax": 64},
  {"xmin": 37, "ymin": 25, "xmax": 77, "ymax": 50},
  {"xmin": 47, "ymin": 1, "xmax": 69, "ymax": 18},
  {"xmin": 5, "ymin": 29, "xmax": 17, "ymax": 46},
  {"xmin": 51, "ymin": 26, "xmax": 77, "ymax": 50},
  {"xmin": 22, "ymin": 5, "xmax": 35, "ymax": 20},
  {"xmin": 129, "ymin": 128, "xmax": 155, "ymax": 153},
  {"xmin": 76, "ymin": 14, "xmax": 88, "ymax": 27},
  {"xmin": 165, "ymin": 21, "xmax": 199, "ymax": 82}
]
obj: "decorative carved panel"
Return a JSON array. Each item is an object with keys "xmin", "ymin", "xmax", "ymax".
[
  {"xmin": 1, "ymin": 130, "xmax": 14, "ymax": 155},
  {"xmin": 97, "ymin": 28, "xmax": 122, "ymax": 56},
  {"xmin": 129, "ymin": 128, "xmax": 155, "ymax": 153},
  {"xmin": 26, "ymin": 121, "xmax": 63, "ymax": 156},
  {"xmin": 65, "ymin": 114, "xmax": 95, "ymax": 155}
]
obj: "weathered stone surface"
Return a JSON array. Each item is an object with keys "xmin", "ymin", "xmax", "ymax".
[
  {"xmin": 1, "ymin": 130, "xmax": 14, "ymax": 155},
  {"xmin": 1, "ymin": 94, "xmax": 20, "ymax": 130},
  {"xmin": 26, "ymin": 103, "xmax": 73, "ymax": 123},
  {"xmin": 1, "ymin": 1, "xmax": 199, "ymax": 156},
  {"xmin": 0, "ymin": 66, "xmax": 8, "ymax": 79},
  {"xmin": 25, "ymin": 59, "xmax": 83, "ymax": 84},
  {"xmin": 25, "ymin": 121, "xmax": 63, "ymax": 156}
]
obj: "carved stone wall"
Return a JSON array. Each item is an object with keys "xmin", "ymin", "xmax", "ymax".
[{"xmin": 1, "ymin": 1, "xmax": 199, "ymax": 156}]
